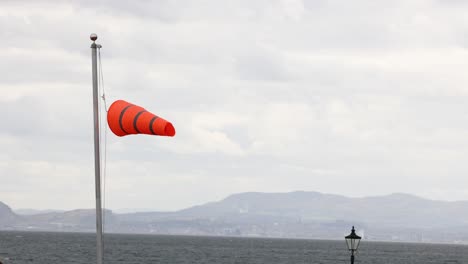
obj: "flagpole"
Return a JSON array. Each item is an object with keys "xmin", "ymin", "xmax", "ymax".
[{"xmin": 90, "ymin": 33, "xmax": 103, "ymax": 264}]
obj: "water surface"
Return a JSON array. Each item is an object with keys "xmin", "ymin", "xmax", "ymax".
[{"xmin": 0, "ymin": 231, "xmax": 467, "ymax": 263}]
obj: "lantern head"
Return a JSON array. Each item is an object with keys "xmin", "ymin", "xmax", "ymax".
[{"xmin": 345, "ymin": 226, "xmax": 362, "ymax": 251}]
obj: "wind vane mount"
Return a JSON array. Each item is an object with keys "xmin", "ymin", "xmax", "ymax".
[{"xmin": 89, "ymin": 33, "xmax": 175, "ymax": 264}]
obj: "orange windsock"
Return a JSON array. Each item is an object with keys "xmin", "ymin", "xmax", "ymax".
[{"xmin": 107, "ymin": 100, "xmax": 175, "ymax": 137}]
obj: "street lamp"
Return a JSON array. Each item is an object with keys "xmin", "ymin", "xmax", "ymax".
[{"xmin": 345, "ymin": 226, "xmax": 362, "ymax": 264}]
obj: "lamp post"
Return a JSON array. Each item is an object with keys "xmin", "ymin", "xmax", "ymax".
[{"xmin": 345, "ymin": 226, "xmax": 362, "ymax": 264}]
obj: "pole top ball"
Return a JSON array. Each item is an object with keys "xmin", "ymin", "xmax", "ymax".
[{"xmin": 90, "ymin": 33, "xmax": 98, "ymax": 41}]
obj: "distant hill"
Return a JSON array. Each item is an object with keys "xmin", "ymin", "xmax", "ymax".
[
  {"xmin": 3, "ymin": 191, "xmax": 468, "ymax": 243},
  {"xmin": 119, "ymin": 191, "xmax": 468, "ymax": 228},
  {"xmin": 0, "ymin": 201, "xmax": 18, "ymax": 227}
]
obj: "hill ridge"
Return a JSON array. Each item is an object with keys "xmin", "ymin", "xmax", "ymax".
[{"xmin": 3, "ymin": 191, "xmax": 468, "ymax": 243}]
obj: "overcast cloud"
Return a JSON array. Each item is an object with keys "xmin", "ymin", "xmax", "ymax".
[{"xmin": 2, "ymin": 0, "xmax": 468, "ymax": 211}]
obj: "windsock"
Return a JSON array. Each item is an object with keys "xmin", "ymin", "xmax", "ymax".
[{"xmin": 107, "ymin": 100, "xmax": 175, "ymax": 137}]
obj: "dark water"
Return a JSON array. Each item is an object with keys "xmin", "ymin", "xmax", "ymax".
[{"xmin": 0, "ymin": 231, "xmax": 467, "ymax": 263}]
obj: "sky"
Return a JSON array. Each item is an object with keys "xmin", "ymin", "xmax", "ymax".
[{"xmin": 2, "ymin": 0, "xmax": 468, "ymax": 211}]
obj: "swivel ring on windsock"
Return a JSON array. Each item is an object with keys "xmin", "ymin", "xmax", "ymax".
[{"xmin": 107, "ymin": 100, "xmax": 175, "ymax": 137}]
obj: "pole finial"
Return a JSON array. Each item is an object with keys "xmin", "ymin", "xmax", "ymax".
[{"xmin": 90, "ymin": 33, "xmax": 98, "ymax": 41}]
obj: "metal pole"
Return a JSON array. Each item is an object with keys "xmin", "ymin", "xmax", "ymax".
[
  {"xmin": 90, "ymin": 33, "xmax": 103, "ymax": 264},
  {"xmin": 350, "ymin": 250, "xmax": 354, "ymax": 264}
]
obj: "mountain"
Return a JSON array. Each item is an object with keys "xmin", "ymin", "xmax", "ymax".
[
  {"xmin": 0, "ymin": 201, "xmax": 18, "ymax": 227},
  {"xmin": 2, "ymin": 191, "xmax": 468, "ymax": 243},
  {"xmin": 123, "ymin": 191, "xmax": 468, "ymax": 228}
]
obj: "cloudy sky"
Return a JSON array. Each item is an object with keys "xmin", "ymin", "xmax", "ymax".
[{"xmin": 2, "ymin": 0, "xmax": 468, "ymax": 211}]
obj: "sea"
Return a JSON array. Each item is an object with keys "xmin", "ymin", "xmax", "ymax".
[{"xmin": 0, "ymin": 231, "xmax": 467, "ymax": 264}]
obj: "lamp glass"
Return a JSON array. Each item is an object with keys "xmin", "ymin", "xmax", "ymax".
[{"xmin": 345, "ymin": 226, "xmax": 362, "ymax": 251}]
